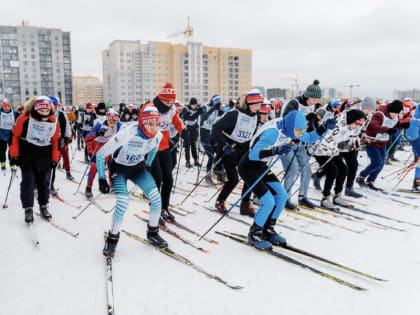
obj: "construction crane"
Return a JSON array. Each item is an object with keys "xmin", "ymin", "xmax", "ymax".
[{"xmin": 167, "ymin": 16, "xmax": 193, "ymax": 41}]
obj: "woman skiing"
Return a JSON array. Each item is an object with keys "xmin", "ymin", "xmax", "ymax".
[
  {"xmin": 97, "ymin": 103, "xmax": 167, "ymax": 257},
  {"xmin": 0, "ymin": 99, "xmax": 18, "ymax": 172}
]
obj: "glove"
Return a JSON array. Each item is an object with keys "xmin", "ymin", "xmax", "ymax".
[
  {"xmin": 273, "ymin": 144, "xmax": 293, "ymax": 156},
  {"xmin": 52, "ymin": 161, "xmax": 58, "ymax": 168},
  {"xmin": 387, "ymin": 128, "xmax": 397, "ymax": 135},
  {"xmin": 98, "ymin": 127, "xmax": 107, "ymax": 136},
  {"xmin": 399, "ymin": 122, "xmax": 410, "ymax": 129},
  {"xmin": 64, "ymin": 137, "xmax": 71, "ymax": 145},
  {"xmin": 324, "ymin": 118, "xmax": 337, "ymax": 130},
  {"xmin": 337, "ymin": 141, "xmax": 351, "ymax": 150},
  {"xmin": 10, "ymin": 156, "xmax": 20, "ymax": 167},
  {"xmin": 181, "ymin": 128, "xmax": 189, "ymax": 141},
  {"xmin": 215, "ymin": 103, "xmax": 221, "ymax": 110},
  {"xmin": 99, "ymin": 178, "xmax": 110, "ymax": 194},
  {"xmin": 223, "ymin": 143, "xmax": 233, "ymax": 155}
]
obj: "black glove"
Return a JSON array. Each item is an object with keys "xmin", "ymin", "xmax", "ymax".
[
  {"xmin": 98, "ymin": 127, "xmax": 106, "ymax": 136},
  {"xmin": 52, "ymin": 161, "xmax": 58, "ymax": 169},
  {"xmin": 337, "ymin": 141, "xmax": 351, "ymax": 150},
  {"xmin": 273, "ymin": 144, "xmax": 293, "ymax": 156},
  {"xmin": 400, "ymin": 122, "xmax": 410, "ymax": 129},
  {"xmin": 181, "ymin": 128, "xmax": 189, "ymax": 141},
  {"xmin": 215, "ymin": 103, "xmax": 221, "ymax": 110},
  {"xmin": 387, "ymin": 128, "xmax": 397, "ymax": 135},
  {"xmin": 99, "ymin": 178, "xmax": 110, "ymax": 194},
  {"xmin": 10, "ymin": 156, "xmax": 20, "ymax": 167}
]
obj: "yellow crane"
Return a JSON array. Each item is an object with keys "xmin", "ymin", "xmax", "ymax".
[{"xmin": 167, "ymin": 16, "xmax": 193, "ymax": 40}]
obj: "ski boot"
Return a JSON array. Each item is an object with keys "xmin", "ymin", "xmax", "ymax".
[
  {"xmin": 85, "ymin": 186, "xmax": 93, "ymax": 199},
  {"xmin": 50, "ymin": 185, "xmax": 59, "ymax": 197},
  {"xmin": 205, "ymin": 174, "xmax": 217, "ymax": 186},
  {"xmin": 240, "ymin": 201, "xmax": 255, "ymax": 217},
  {"xmin": 248, "ymin": 223, "xmax": 272, "ymax": 250},
  {"xmin": 263, "ymin": 218, "xmax": 286, "ymax": 246},
  {"xmin": 298, "ymin": 196, "xmax": 316, "ymax": 209},
  {"xmin": 147, "ymin": 225, "xmax": 168, "ymax": 249},
  {"xmin": 161, "ymin": 209, "xmax": 175, "ymax": 223},
  {"xmin": 215, "ymin": 200, "xmax": 227, "ymax": 214},
  {"xmin": 285, "ymin": 199, "xmax": 297, "ymax": 210},
  {"xmin": 312, "ymin": 173, "xmax": 322, "ymax": 191},
  {"xmin": 103, "ymin": 231, "xmax": 120, "ymax": 257},
  {"xmin": 390, "ymin": 155, "xmax": 399, "ymax": 162},
  {"xmin": 194, "ymin": 159, "xmax": 200, "ymax": 167},
  {"xmin": 185, "ymin": 161, "xmax": 192, "ymax": 168},
  {"xmin": 40, "ymin": 204, "xmax": 52, "ymax": 220},
  {"xmin": 412, "ymin": 179, "xmax": 420, "ymax": 193},
  {"xmin": 367, "ymin": 182, "xmax": 383, "ymax": 191},
  {"xmin": 321, "ymin": 196, "xmax": 337, "ymax": 210},
  {"xmin": 356, "ymin": 176, "xmax": 367, "ymax": 187},
  {"xmin": 385, "ymin": 158, "xmax": 392, "ymax": 165},
  {"xmin": 66, "ymin": 172, "xmax": 75, "ymax": 181},
  {"xmin": 345, "ymin": 188, "xmax": 364, "ymax": 198},
  {"xmin": 333, "ymin": 194, "xmax": 353, "ymax": 207},
  {"xmin": 215, "ymin": 171, "xmax": 225, "ymax": 183},
  {"xmin": 24, "ymin": 207, "xmax": 34, "ymax": 224}
]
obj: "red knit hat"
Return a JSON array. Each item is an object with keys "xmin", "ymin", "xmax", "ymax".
[
  {"xmin": 86, "ymin": 102, "xmax": 93, "ymax": 109},
  {"xmin": 158, "ymin": 82, "xmax": 176, "ymax": 103}
]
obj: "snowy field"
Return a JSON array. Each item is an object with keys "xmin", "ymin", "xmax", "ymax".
[{"xmin": 1, "ymin": 146, "xmax": 419, "ymax": 315}]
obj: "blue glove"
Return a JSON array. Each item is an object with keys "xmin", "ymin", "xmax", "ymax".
[
  {"xmin": 324, "ymin": 118, "xmax": 337, "ymax": 130},
  {"xmin": 273, "ymin": 144, "xmax": 293, "ymax": 156}
]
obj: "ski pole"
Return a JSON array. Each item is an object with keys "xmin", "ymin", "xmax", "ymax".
[
  {"xmin": 73, "ymin": 140, "xmax": 101, "ymax": 195},
  {"xmin": 178, "ymin": 144, "xmax": 234, "ymax": 206},
  {"xmin": 199, "ymin": 153, "xmax": 284, "ymax": 241},
  {"xmin": 385, "ymin": 132, "xmax": 403, "ymax": 158},
  {"xmin": 279, "ymin": 142, "xmax": 301, "ymax": 182},
  {"xmin": 381, "ymin": 164, "xmax": 413, "ymax": 179},
  {"xmin": 392, "ymin": 157, "xmax": 420, "ymax": 191},
  {"xmin": 173, "ymin": 139, "xmax": 184, "ymax": 191},
  {"xmin": 206, "ymin": 184, "xmax": 223, "ymax": 203},
  {"xmin": 2, "ymin": 169, "xmax": 17, "ymax": 209},
  {"xmin": 72, "ymin": 193, "xmax": 103, "ymax": 219},
  {"xmin": 195, "ymin": 145, "xmax": 206, "ymax": 185}
]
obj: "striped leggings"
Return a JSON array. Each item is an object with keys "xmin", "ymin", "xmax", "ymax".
[{"xmin": 110, "ymin": 169, "xmax": 161, "ymax": 234}]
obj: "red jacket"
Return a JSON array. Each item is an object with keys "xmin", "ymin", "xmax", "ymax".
[
  {"xmin": 10, "ymin": 114, "xmax": 60, "ymax": 162},
  {"xmin": 366, "ymin": 105, "xmax": 403, "ymax": 148}
]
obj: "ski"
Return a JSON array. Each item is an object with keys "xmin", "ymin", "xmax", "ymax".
[
  {"xmin": 170, "ymin": 203, "xmax": 197, "ymax": 215},
  {"xmin": 134, "ymin": 214, "xmax": 208, "ymax": 253},
  {"xmin": 397, "ymin": 189, "xmax": 420, "ymax": 195},
  {"xmin": 121, "ymin": 229, "xmax": 242, "ymax": 290},
  {"xmin": 285, "ymin": 208, "xmax": 367, "ymax": 234},
  {"xmin": 380, "ymin": 190, "xmax": 420, "ymax": 200},
  {"xmin": 193, "ymin": 202, "xmax": 252, "ymax": 226},
  {"xmin": 215, "ymin": 231, "xmax": 367, "ymax": 291},
  {"xmin": 360, "ymin": 187, "xmax": 419, "ymax": 209},
  {"xmin": 142, "ymin": 210, "xmax": 219, "ymax": 245},
  {"xmin": 27, "ymin": 223, "xmax": 40, "ymax": 247},
  {"xmin": 222, "ymin": 231, "xmax": 387, "ymax": 282},
  {"xmin": 34, "ymin": 212, "xmax": 80, "ymax": 238},
  {"xmin": 275, "ymin": 221, "xmax": 333, "ymax": 239},
  {"xmin": 105, "ymin": 256, "xmax": 115, "ymax": 315},
  {"xmin": 130, "ymin": 192, "xmax": 188, "ymax": 216},
  {"xmin": 52, "ymin": 195, "xmax": 82, "ymax": 210},
  {"xmin": 78, "ymin": 192, "xmax": 112, "ymax": 214}
]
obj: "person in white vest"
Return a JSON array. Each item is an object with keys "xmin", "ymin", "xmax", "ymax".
[
  {"xmin": 212, "ymin": 89, "xmax": 262, "ymax": 217},
  {"xmin": 0, "ymin": 99, "xmax": 19, "ymax": 172},
  {"xmin": 9, "ymin": 96, "xmax": 60, "ymax": 223}
]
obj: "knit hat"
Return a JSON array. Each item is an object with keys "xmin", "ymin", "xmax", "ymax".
[
  {"xmin": 259, "ymin": 103, "xmax": 272, "ymax": 114},
  {"xmin": 97, "ymin": 102, "xmax": 106, "ymax": 110},
  {"xmin": 246, "ymin": 89, "xmax": 264, "ymax": 105},
  {"xmin": 304, "ymin": 80, "xmax": 322, "ymax": 99},
  {"xmin": 189, "ymin": 97, "xmax": 198, "ymax": 105},
  {"xmin": 388, "ymin": 100, "xmax": 403, "ymax": 114},
  {"xmin": 211, "ymin": 94, "xmax": 221, "ymax": 106},
  {"xmin": 106, "ymin": 109, "xmax": 119, "ymax": 121},
  {"xmin": 34, "ymin": 96, "xmax": 53, "ymax": 111},
  {"xmin": 86, "ymin": 102, "xmax": 93, "ymax": 109},
  {"xmin": 158, "ymin": 82, "xmax": 176, "ymax": 103},
  {"xmin": 360, "ymin": 97, "xmax": 376, "ymax": 111},
  {"xmin": 138, "ymin": 103, "xmax": 161, "ymax": 139},
  {"xmin": 48, "ymin": 96, "xmax": 61, "ymax": 108},
  {"xmin": 346, "ymin": 109, "xmax": 366, "ymax": 125}
]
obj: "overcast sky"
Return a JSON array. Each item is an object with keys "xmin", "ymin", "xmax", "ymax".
[{"xmin": 3, "ymin": 0, "xmax": 420, "ymax": 99}]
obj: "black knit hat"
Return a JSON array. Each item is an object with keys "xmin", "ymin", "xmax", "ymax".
[
  {"xmin": 97, "ymin": 102, "xmax": 106, "ymax": 110},
  {"xmin": 304, "ymin": 79, "xmax": 322, "ymax": 99},
  {"xmin": 189, "ymin": 97, "xmax": 198, "ymax": 105},
  {"xmin": 346, "ymin": 109, "xmax": 366, "ymax": 125},
  {"xmin": 388, "ymin": 100, "xmax": 403, "ymax": 113}
]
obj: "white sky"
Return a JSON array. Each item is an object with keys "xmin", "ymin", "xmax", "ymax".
[{"xmin": 2, "ymin": 0, "xmax": 420, "ymax": 99}]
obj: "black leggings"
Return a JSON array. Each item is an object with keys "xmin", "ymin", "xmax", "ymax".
[
  {"xmin": 0, "ymin": 140, "xmax": 8, "ymax": 163},
  {"xmin": 314, "ymin": 155, "xmax": 347, "ymax": 197},
  {"xmin": 20, "ymin": 161, "xmax": 52, "ymax": 208},
  {"xmin": 340, "ymin": 150, "xmax": 358, "ymax": 190},
  {"xmin": 151, "ymin": 148, "xmax": 173, "ymax": 210},
  {"xmin": 184, "ymin": 126, "xmax": 198, "ymax": 163}
]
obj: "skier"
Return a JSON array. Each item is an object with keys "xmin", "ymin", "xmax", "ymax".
[
  {"xmin": 313, "ymin": 109, "xmax": 367, "ymax": 209},
  {"xmin": 49, "ymin": 96, "xmax": 74, "ymax": 197},
  {"xmin": 97, "ymin": 104, "xmax": 167, "ymax": 257},
  {"xmin": 0, "ymin": 100, "xmax": 18, "ymax": 172},
  {"xmin": 199, "ymin": 95, "xmax": 224, "ymax": 185},
  {"xmin": 81, "ymin": 103, "xmax": 97, "ymax": 162},
  {"xmin": 257, "ymin": 101, "xmax": 272, "ymax": 126},
  {"xmin": 238, "ymin": 110, "xmax": 331, "ymax": 249},
  {"xmin": 74, "ymin": 104, "xmax": 85, "ymax": 150},
  {"xmin": 169, "ymin": 101, "xmax": 184, "ymax": 170},
  {"xmin": 84, "ymin": 109, "xmax": 121, "ymax": 199},
  {"xmin": 406, "ymin": 105, "xmax": 420, "ymax": 192},
  {"xmin": 151, "ymin": 83, "xmax": 188, "ymax": 223},
  {"xmin": 280, "ymin": 80, "xmax": 326, "ymax": 210},
  {"xmin": 93, "ymin": 102, "xmax": 107, "ymax": 126},
  {"xmin": 357, "ymin": 100, "xmax": 409, "ymax": 191},
  {"xmin": 182, "ymin": 97, "xmax": 201, "ymax": 168},
  {"xmin": 212, "ymin": 89, "xmax": 263, "ymax": 217},
  {"xmin": 10, "ymin": 96, "xmax": 60, "ymax": 223}
]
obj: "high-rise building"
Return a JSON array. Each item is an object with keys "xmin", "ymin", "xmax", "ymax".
[
  {"xmin": 72, "ymin": 76, "xmax": 103, "ymax": 106},
  {"xmin": 0, "ymin": 23, "xmax": 72, "ymax": 106},
  {"xmin": 102, "ymin": 40, "xmax": 252, "ymax": 105},
  {"xmin": 393, "ymin": 89, "xmax": 420, "ymax": 102},
  {"xmin": 266, "ymin": 88, "xmax": 291, "ymax": 100}
]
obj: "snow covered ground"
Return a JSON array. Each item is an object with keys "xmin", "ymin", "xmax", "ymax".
[{"xmin": 1, "ymin": 146, "xmax": 419, "ymax": 315}]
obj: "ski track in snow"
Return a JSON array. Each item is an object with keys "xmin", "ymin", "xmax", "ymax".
[{"xmin": 1, "ymin": 147, "xmax": 420, "ymax": 315}]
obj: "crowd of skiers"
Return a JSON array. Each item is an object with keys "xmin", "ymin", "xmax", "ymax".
[{"xmin": 2, "ymin": 78, "xmax": 420, "ymax": 254}]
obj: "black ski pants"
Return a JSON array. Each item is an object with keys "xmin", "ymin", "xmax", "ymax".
[
  {"xmin": 0, "ymin": 140, "xmax": 8, "ymax": 163},
  {"xmin": 314, "ymin": 155, "xmax": 347, "ymax": 197},
  {"xmin": 184, "ymin": 125, "xmax": 198, "ymax": 163},
  {"xmin": 340, "ymin": 150, "xmax": 358, "ymax": 190},
  {"xmin": 151, "ymin": 148, "xmax": 173, "ymax": 210}
]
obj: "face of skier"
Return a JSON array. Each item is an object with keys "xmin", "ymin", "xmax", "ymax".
[
  {"xmin": 143, "ymin": 122, "xmax": 160, "ymax": 135},
  {"xmin": 389, "ymin": 112, "xmax": 399, "ymax": 119},
  {"xmin": 294, "ymin": 129, "xmax": 305, "ymax": 138},
  {"xmin": 259, "ymin": 113, "xmax": 269, "ymax": 123},
  {"xmin": 2, "ymin": 104, "xmax": 11, "ymax": 112},
  {"xmin": 107, "ymin": 119, "xmax": 118, "ymax": 128},
  {"xmin": 191, "ymin": 104, "xmax": 197, "ymax": 110},
  {"xmin": 37, "ymin": 108, "xmax": 51, "ymax": 116},
  {"xmin": 162, "ymin": 100, "xmax": 174, "ymax": 108},
  {"xmin": 306, "ymin": 98, "xmax": 320, "ymax": 106},
  {"xmin": 249, "ymin": 103, "xmax": 261, "ymax": 113},
  {"xmin": 362, "ymin": 109, "xmax": 372, "ymax": 116}
]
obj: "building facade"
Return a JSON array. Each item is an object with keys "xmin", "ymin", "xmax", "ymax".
[
  {"xmin": 393, "ymin": 89, "xmax": 420, "ymax": 102},
  {"xmin": 102, "ymin": 40, "xmax": 252, "ymax": 105},
  {"xmin": 72, "ymin": 76, "xmax": 103, "ymax": 106},
  {"xmin": 0, "ymin": 23, "xmax": 72, "ymax": 106},
  {"xmin": 266, "ymin": 88, "xmax": 291, "ymax": 101}
]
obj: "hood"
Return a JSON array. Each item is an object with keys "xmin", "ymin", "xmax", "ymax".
[{"xmin": 278, "ymin": 110, "xmax": 307, "ymax": 139}]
